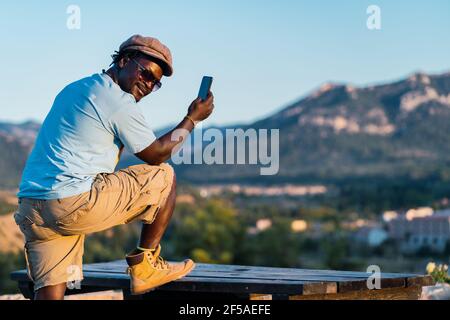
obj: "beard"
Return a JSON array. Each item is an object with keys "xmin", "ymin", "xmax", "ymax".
[{"xmin": 133, "ymin": 81, "xmax": 151, "ymax": 102}]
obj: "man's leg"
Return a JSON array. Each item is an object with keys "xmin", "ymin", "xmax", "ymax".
[
  {"xmin": 138, "ymin": 172, "xmax": 176, "ymax": 249},
  {"xmin": 126, "ymin": 170, "xmax": 195, "ymax": 295},
  {"xmin": 34, "ymin": 283, "xmax": 66, "ymax": 300},
  {"xmin": 122, "ymin": 164, "xmax": 194, "ymax": 294}
]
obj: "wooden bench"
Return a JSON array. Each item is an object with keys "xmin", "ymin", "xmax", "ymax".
[{"xmin": 10, "ymin": 260, "xmax": 433, "ymax": 300}]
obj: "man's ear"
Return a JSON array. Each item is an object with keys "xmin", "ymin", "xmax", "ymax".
[{"xmin": 117, "ymin": 56, "xmax": 129, "ymax": 69}]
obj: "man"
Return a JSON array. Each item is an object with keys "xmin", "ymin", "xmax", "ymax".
[{"xmin": 14, "ymin": 34, "xmax": 214, "ymax": 300}]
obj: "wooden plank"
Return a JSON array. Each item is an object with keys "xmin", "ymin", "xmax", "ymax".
[
  {"xmin": 76, "ymin": 271, "xmax": 307, "ymax": 294},
  {"xmin": 406, "ymin": 275, "xmax": 434, "ymax": 287},
  {"xmin": 82, "ymin": 267, "xmax": 390, "ymax": 285},
  {"xmin": 11, "ymin": 268, "xmax": 422, "ymax": 294},
  {"xmin": 83, "ymin": 260, "xmax": 419, "ymax": 279},
  {"xmin": 290, "ymin": 285, "xmax": 422, "ymax": 300},
  {"xmin": 13, "ymin": 261, "xmax": 423, "ymax": 284},
  {"xmin": 376, "ymin": 277, "xmax": 407, "ymax": 290},
  {"xmin": 83, "ymin": 264, "xmax": 407, "ymax": 279},
  {"xmin": 11, "ymin": 262, "xmax": 429, "ymax": 297},
  {"xmin": 12, "ymin": 271, "xmax": 429, "ymax": 300},
  {"xmin": 13, "ymin": 269, "xmax": 300, "ymax": 295},
  {"xmin": 11, "ymin": 269, "xmax": 339, "ymax": 295},
  {"xmin": 12, "ymin": 265, "xmax": 418, "ymax": 290},
  {"xmin": 303, "ymin": 282, "xmax": 338, "ymax": 295},
  {"xmin": 338, "ymin": 277, "xmax": 406, "ymax": 293},
  {"xmin": 250, "ymin": 294, "xmax": 273, "ymax": 300},
  {"xmin": 72, "ymin": 271, "xmax": 421, "ymax": 294},
  {"xmin": 84, "ymin": 266, "xmax": 416, "ymax": 292},
  {"xmin": 81, "ymin": 265, "xmax": 419, "ymax": 291},
  {"xmin": 187, "ymin": 265, "xmax": 418, "ymax": 278},
  {"xmin": 156, "ymin": 276, "xmax": 304, "ymax": 294},
  {"xmin": 11, "ymin": 268, "xmax": 336, "ymax": 294}
]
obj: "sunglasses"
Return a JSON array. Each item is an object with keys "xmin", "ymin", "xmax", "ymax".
[{"xmin": 131, "ymin": 58, "xmax": 162, "ymax": 92}]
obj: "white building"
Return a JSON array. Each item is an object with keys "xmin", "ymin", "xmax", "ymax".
[
  {"xmin": 405, "ymin": 207, "xmax": 433, "ymax": 221},
  {"xmin": 383, "ymin": 210, "xmax": 398, "ymax": 222},
  {"xmin": 387, "ymin": 209, "xmax": 450, "ymax": 253}
]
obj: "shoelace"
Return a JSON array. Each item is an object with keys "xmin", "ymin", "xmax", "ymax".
[{"xmin": 146, "ymin": 252, "xmax": 169, "ymax": 269}]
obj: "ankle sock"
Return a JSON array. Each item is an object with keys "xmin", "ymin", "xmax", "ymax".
[{"xmin": 137, "ymin": 246, "xmax": 156, "ymax": 252}]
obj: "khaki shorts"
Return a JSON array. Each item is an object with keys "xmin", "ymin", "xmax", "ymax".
[{"xmin": 14, "ymin": 163, "xmax": 175, "ymax": 291}]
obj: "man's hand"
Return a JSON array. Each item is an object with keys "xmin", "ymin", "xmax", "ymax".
[{"xmin": 187, "ymin": 91, "xmax": 214, "ymax": 122}]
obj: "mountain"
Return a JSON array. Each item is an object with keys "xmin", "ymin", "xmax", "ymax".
[
  {"xmin": 163, "ymin": 71, "xmax": 450, "ymax": 183},
  {"xmin": 0, "ymin": 121, "xmax": 40, "ymax": 189},
  {"xmin": 0, "ymin": 120, "xmax": 41, "ymax": 148},
  {"xmin": 2, "ymin": 71, "xmax": 450, "ymax": 188}
]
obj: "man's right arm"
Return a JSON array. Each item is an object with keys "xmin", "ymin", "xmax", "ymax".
[{"xmin": 135, "ymin": 92, "xmax": 214, "ymax": 165}]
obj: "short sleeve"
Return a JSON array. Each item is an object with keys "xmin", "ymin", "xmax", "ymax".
[{"xmin": 109, "ymin": 105, "xmax": 157, "ymax": 154}]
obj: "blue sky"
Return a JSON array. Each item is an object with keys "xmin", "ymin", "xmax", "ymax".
[{"xmin": 1, "ymin": 0, "xmax": 449, "ymax": 129}]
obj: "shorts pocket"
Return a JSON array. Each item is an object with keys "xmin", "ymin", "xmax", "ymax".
[
  {"xmin": 126, "ymin": 169, "xmax": 169, "ymax": 212},
  {"xmin": 14, "ymin": 210, "xmax": 59, "ymax": 242},
  {"xmin": 51, "ymin": 193, "xmax": 91, "ymax": 227}
]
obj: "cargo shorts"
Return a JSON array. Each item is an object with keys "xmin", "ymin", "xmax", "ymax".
[{"xmin": 14, "ymin": 163, "xmax": 175, "ymax": 291}]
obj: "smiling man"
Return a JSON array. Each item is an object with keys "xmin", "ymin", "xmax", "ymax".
[{"xmin": 14, "ymin": 35, "xmax": 214, "ymax": 300}]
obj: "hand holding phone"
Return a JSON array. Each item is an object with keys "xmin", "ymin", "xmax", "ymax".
[{"xmin": 187, "ymin": 76, "xmax": 214, "ymax": 123}]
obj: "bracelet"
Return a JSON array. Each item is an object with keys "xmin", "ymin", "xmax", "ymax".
[{"xmin": 185, "ymin": 115, "xmax": 197, "ymax": 127}]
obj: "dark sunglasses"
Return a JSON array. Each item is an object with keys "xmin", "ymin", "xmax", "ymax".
[{"xmin": 131, "ymin": 59, "xmax": 162, "ymax": 92}]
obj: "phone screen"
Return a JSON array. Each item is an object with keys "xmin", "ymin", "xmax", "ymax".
[{"xmin": 198, "ymin": 76, "xmax": 213, "ymax": 100}]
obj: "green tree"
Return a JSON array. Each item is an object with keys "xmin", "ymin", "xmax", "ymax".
[
  {"xmin": 171, "ymin": 199, "xmax": 244, "ymax": 264},
  {"xmin": 238, "ymin": 218, "xmax": 301, "ymax": 268}
]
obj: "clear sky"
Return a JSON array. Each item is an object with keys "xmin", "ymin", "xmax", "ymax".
[{"xmin": 1, "ymin": 0, "xmax": 449, "ymax": 129}]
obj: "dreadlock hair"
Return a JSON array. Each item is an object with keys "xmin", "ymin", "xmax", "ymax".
[
  {"xmin": 109, "ymin": 50, "xmax": 141, "ymax": 67},
  {"xmin": 109, "ymin": 49, "xmax": 166, "ymax": 75}
]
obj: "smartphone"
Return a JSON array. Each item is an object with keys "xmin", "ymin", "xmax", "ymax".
[{"xmin": 198, "ymin": 76, "xmax": 213, "ymax": 100}]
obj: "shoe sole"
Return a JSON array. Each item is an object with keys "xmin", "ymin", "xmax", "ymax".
[{"xmin": 130, "ymin": 261, "xmax": 196, "ymax": 295}]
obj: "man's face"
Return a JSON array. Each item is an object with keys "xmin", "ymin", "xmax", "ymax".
[{"xmin": 117, "ymin": 55, "xmax": 164, "ymax": 102}]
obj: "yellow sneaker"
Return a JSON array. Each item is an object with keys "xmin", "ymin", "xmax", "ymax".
[{"xmin": 125, "ymin": 244, "xmax": 195, "ymax": 295}]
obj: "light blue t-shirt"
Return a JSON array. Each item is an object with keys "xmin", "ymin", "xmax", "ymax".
[{"xmin": 17, "ymin": 72, "xmax": 157, "ymax": 200}]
